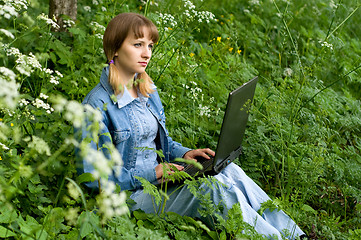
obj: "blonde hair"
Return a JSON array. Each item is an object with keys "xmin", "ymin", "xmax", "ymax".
[{"xmin": 103, "ymin": 13, "xmax": 159, "ymax": 97}]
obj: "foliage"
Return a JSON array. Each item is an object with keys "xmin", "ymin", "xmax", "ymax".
[{"xmin": 0, "ymin": 0, "xmax": 361, "ymax": 239}]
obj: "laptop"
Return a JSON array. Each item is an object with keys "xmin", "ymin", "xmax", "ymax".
[{"xmin": 182, "ymin": 76, "xmax": 258, "ymax": 177}]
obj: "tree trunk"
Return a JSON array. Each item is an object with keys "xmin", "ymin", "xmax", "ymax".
[{"xmin": 49, "ymin": 0, "xmax": 77, "ymax": 32}]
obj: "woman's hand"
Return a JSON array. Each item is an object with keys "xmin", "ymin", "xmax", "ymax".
[
  {"xmin": 155, "ymin": 163, "xmax": 184, "ymax": 179},
  {"xmin": 183, "ymin": 148, "xmax": 215, "ymax": 160}
]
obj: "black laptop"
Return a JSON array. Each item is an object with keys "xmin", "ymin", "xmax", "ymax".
[{"xmin": 182, "ymin": 76, "xmax": 258, "ymax": 177}]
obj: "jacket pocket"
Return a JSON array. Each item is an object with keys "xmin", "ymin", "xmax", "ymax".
[{"xmin": 113, "ymin": 129, "xmax": 131, "ymax": 145}]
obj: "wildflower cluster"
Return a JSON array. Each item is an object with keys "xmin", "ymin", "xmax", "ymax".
[
  {"xmin": 27, "ymin": 135, "xmax": 51, "ymax": 156},
  {"xmin": 283, "ymin": 67, "xmax": 293, "ymax": 77},
  {"xmin": 319, "ymin": 40, "xmax": 334, "ymax": 50},
  {"xmin": 5, "ymin": 47, "xmax": 64, "ymax": 86},
  {"xmin": 0, "ymin": 0, "xmax": 28, "ymax": 19},
  {"xmin": 90, "ymin": 21, "xmax": 106, "ymax": 39},
  {"xmin": 156, "ymin": 13, "xmax": 178, "ymax": 31},
  {"xmin": 62, "ymin": 19, "xmax": 75, "ymax": 29},
  {"xmin": 33, "ymin": 93, "xmax": 54, "ymax": 114},
  {"xmin": 83, "ymin": 6, "xmax": 91, "ymax": 13},
  {"xmin": 97, "ymin": 180, "xmax": 128, "ymax": 222},
  {"xmin": 6, "ymin": 47, "xmax": 41, "ymax": 76},
  {"xmin": 182, "ymin": 0, "xmax": 215, "ymax": 23},
  {"xmin": 37, "ymin": 13, "xmax": 60, "ymax": 30},
  {"xmin": 0, "ymin": 67, "xmax": 19, "ymax": 109}
]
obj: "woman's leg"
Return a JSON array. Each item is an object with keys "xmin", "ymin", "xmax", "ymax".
[
  {"xmin": 215, "ymin": 163, "xmax": 305, "ymax": 239},
  {"xmin": 131, "ymin": 175, "xmax": 287, "ymax": 238}
]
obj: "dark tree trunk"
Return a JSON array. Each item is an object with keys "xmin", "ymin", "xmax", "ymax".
[{"xmin": 49, "ymin": 0, "xmax": 77, "ymax": 32}]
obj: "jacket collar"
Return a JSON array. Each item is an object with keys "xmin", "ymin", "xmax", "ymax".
[{"xmin": 99, "ymin": 66, "xmax": 149, "ymax": 109}]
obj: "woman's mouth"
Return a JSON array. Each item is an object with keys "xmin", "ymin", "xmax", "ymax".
[{"xmin": 139, "ymin": 62, "xmax": 148, "ymax": 67}]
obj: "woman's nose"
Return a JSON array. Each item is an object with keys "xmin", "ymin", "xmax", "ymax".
[{"xmin": 142, "ymin": 47, "xmax": 151, "ymax": 59}]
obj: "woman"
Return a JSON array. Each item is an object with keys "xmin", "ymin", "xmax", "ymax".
[{"xmin": 79, "ymin": 12, "xmax": 306, "ymax": 239}]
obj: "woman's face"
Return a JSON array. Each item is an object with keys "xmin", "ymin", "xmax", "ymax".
[{"xmin": 114, "ymin": 27, "xmax": 154, "ymax": 80}]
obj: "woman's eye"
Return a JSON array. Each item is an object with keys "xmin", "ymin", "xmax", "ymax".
[
  {"xmin": 148, "ymin": 44, "xmax": 154, "ymax": 49},
  {"xmin": 134, "ymin": 43, "xmax": 141, "ymax": 47}
]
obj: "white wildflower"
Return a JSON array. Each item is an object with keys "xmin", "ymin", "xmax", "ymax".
[
  {"xmin": 63, "ymin": 19, "xmax": 75, "ymax": 29},
  {"xmin": 37, "ymin": 13, "xmax": 60, "ymax": 30},
  {"xmin": 0, "ymin": 29, "xmax": 15, "ymax": 39},
  {"xmin": 83, "ymin": 6, "xmax": 91, "ymax": 12},
  {"xmin": 184, "ymin": 0, "xmax": 196, "ymax": 10},
  {"xmin": 101, "ymin": 7, "xmax": 106, "ymax": 12},
  {"xmin": 6, "ymin": 47, "xmax": 20, "ymax": 57},
  {"xmin": 0, "ymin": 78, "xmax": 19, "ymax": 109},
  {"xmin": 97, "ymin": 179, "xmax": 128, "ymax": 221},
  {"xmin": 84, "ymin": 104, "xmax": 102, "ymax": 123},
  {"xmin": 28, "ymin": 136, "xmax": 51, "ymax": 156},
  {"xmin": 319, "ymin": 40, "xmax": 333, "ymax": 50},
  {"xmin": 157, "ymin": 13, "xmax": 178, "ymax": 29},
  {"xmin": 64, "ymin": 101, "xmax": 85, "ymax": 128},
  {"xmin": 40, "ymin": 93, "xmax": 49, "ymax": 99},
  {"xmin": 32, "ymin": 98, "xmax": 52, "ymax": 112},
  {"xmin": 55, "ymin": 70, "xmax": 63, "ymax": 78},
  {"xmin": 199, "ymin": 104, "xmax": 211, "ymax": 117},
  {"xmin": 90, "ymin": 21, "xmax": 106, "ymax": 33},
  {"xmin": 0, "ymin": 67, "xmax": 16, "ymax": 81},
  {"xmin": 50, "ymin": 75, "xmax": 60, "ymax": 85},
  {"xmin": 67, "ymin": 182, "xmax": 80, "ymax": 200},
  {"xmin": 283, "ymin": 67, "xmax": 293, "ymax": 77},
  {"xmin": 0, "ymin": 3, "xmax": 18, "ymax": 19},
  {"xmin": 43, "ymin": 68, "xmax": 54, "ymax": 74},
  {"xmin": 249, "ymin": 0, "xmax": 260, "ymax": 5},
  {"xmin": 28, "ymin": 53, "xmax": 42, "ymax": 70},
  {"xmin": 65, "ymin": 208, "xmax": 79, "ymax": 226},
  {"xmin": 95, "ymin": 33, "xmax": 103, "ymax": 40},
  {"xmin": 0, "ymin": 142, "xmax": 9, "ymax": 150},
  {"xmin": 19, "ymin": 98, "xmax": 29, "ymax": 106}
]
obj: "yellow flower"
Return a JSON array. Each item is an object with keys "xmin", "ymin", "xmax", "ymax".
[
  {"xmin": 189, "ymin": 53, "xmax": 195, "ymax": 57},
  {"xmin": 0, "ymin": 156, "xmax": 2, "ymax": 160},
  {"xmin": 229, "ymin": 48, "xmax": 233, "ymax": 52},
  {"xmin": 217, "ymin": 37, "xmax": 221, "ymax": 42},
  {"xmin": 227, "ymin": 37, "xmax": 230, "ymax": 40},
  {"xmin": 168, "ymin": 27, "xmax": 173, "ymax": 30},
  {"xmin": 10, "ymin": 123, "xmax": 14, "ymax": 127},
  {"xmin": 237, "ymin": 49, "xmax": 242, "ymax": 54},
  {"xmin": 0, "ymin": 118, "xmax": 2, "ymax": 121},
  {"xmin": 139, "ymin": 5, "xmax": 142, "ymax": 10},
  {"xmin": 220, "ymin": 22, "xmax": 224, "ymax": 25}
]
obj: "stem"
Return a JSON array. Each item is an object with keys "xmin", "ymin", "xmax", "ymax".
[
  {"xmin": 144, "ymin": 0, "xmax": 151, "ymax": 17},
  {"xmin": 325, "ymin": 4, "xmax": 360, "ymax": 41}
]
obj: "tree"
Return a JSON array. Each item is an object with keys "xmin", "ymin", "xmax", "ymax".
[{"xmin": 49, "ymin": 0, "xmax": 77, "ymax": 32}]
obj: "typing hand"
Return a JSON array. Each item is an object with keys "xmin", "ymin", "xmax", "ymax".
[{"xmin": 183, "ymin": 148, "xmax": 215, "ymax": 161}]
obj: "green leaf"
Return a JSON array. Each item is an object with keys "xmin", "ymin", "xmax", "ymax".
[
  {"xmin": 0, "ymin": 225, "xmax": 16, "ymax": 238},
  {"xmin": 0, "ymin": 206, "xmax": 18, "ymax": 224},
  {"xmin": 301, "ymin": 204, "xmax": 317, "ymax": 215},
  {"xmin": 76, "ymin": 173, "xmax": 96, "ymax": 184}
]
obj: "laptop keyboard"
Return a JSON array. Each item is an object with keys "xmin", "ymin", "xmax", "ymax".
[{"xmin": 183, "ymin": 157, "xmax": 214, "ymax": 176}]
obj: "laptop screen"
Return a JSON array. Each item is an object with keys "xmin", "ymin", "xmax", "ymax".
[{"xmin": 213, "ymin": 76, "xmax": 258, "ymax": 173}]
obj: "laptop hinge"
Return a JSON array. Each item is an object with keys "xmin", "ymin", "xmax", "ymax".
[{"xmin": 214, "ymin": 146, "xmax": 243, "ymax": 173}]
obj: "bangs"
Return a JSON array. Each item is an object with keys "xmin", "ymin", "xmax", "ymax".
[{"xmin": 131, "ymin": 21, "xmax": 159, "ymax": 43}]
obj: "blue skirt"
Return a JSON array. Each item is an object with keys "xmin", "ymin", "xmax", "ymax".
[{"xmin": 130, "ymin": 163, "xmax": 304, "ymax": 239}]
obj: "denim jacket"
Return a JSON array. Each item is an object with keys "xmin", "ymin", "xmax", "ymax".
[{"xmin": 78, "ymin": 67, "xmax": 190, "ymax": 191}]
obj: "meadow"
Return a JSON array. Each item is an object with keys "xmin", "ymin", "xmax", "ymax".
[{"xmin": 0, "ymin": 0, "xmax": 360, "ymax": 239}]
